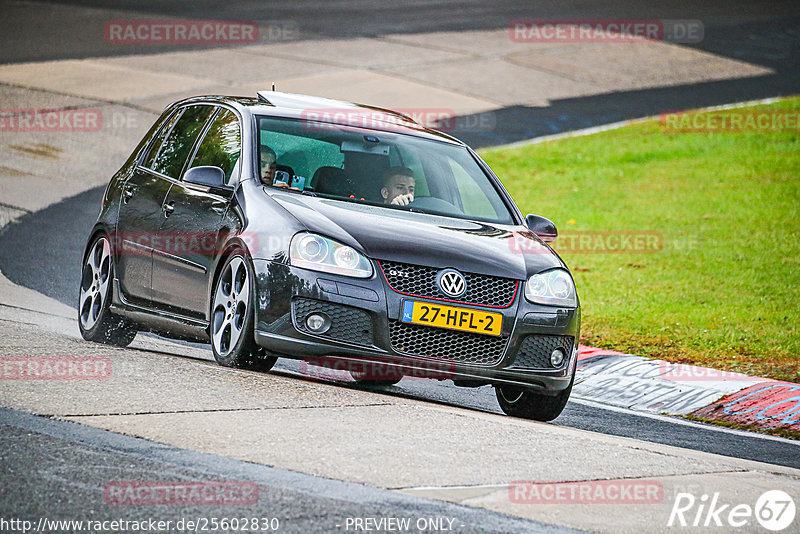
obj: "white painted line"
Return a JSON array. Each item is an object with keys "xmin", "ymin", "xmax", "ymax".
[
  {"xmin": 485, "ymin": 96, "xmax": 785, "ymax": 150},
  {"xmin": 569, "ymin": 396, "xmax": 800, "ymax": 446}
]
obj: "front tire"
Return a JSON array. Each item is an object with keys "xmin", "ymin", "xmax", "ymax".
[
  {"xmin": 210, "ymin": 252, "xmax": 277, "ymax": 372},
  {"xmin": 78, "ymin": 235, "xmax": 137, "ymax": 346},
  {"xmin": 495, "ymin": 377, "xmax": 573, "ymax": 422}
]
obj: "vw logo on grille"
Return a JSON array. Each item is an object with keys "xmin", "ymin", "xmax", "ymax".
[{"xmin": 436, "ymin": 269, "xmax": 467, "ymax": 298}]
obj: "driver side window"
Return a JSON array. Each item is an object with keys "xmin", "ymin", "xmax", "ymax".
[{"xmin": 449, "ymin": 159, "xmax": 497, "ymax": 219}]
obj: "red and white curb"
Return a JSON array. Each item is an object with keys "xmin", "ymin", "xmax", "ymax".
[{"xmin": 573, "ymin": 346, "xmax": 800, "ymax": 432}]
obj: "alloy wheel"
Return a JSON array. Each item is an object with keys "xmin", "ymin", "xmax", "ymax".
[
  {"xmin": 79, "ymin": 237, "xmax": 111, "ymax": 331},
  {"xmin": 212, "ymin": 256, "xmax": 250, "ymax": 357}
]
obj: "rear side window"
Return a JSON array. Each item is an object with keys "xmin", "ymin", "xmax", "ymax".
[
  {"xmin": 142, "ymin": 109, "xmax": 182, "ymax": 169},
  {"xmin": 190, "ymin": 109, "xmax": 241, "ymax": 184},
  {"xmin": 151, "ymin": 106, "xmax": 214, "ymax": 179}
]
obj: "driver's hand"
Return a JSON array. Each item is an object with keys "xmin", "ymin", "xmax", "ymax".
[{"xmin": 391, "ymin": 193, "xmax": 414, "ymax": 206}]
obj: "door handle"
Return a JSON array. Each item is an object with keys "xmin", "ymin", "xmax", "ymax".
[
  {"xmin": 122, "ymin": 185, "xmax": 135, "ymax": 203},
  {"xmin": 163, "ymin": 201, "xmax": 174, "ymax": 217}
]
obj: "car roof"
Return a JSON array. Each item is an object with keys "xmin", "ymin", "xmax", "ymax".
[{"xmin": 172, "ymin": 92, "xmax": 466, "ymax": 145}]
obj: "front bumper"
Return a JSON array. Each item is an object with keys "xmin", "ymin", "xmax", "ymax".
[{"xmin": 251, "ymin": 260, "xmax": 580, "ymax": 393}]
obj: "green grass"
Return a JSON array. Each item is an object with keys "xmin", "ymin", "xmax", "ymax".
[{"xmin": 480, "ymin": 98, "xmax": 800, "ymax": 382}]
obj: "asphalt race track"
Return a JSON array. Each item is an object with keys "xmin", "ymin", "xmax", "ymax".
[{"xmin": 1, "ymin": 408, "xmax": 567, "ymax": 534}]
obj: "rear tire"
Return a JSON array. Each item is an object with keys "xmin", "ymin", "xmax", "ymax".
[
  {"xmin": 78, "ymin": 235, "xmax": 137, "ymax": 347},
  {"xmin": 210, "ymin": 251, "xmax": 277, "ymax": 372},
  {"xmin": 495, "ymin": 376, "xmax": 573, "ymax": 422}
]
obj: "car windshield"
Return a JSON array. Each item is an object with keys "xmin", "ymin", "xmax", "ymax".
[{"xmin": 256, "ymin": 116, "xmax": 515, "ymax": 225}]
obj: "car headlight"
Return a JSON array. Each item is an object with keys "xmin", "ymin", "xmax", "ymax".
[
  {"xmin": 290, "ymin": 233, "xmax": 373, "ymax": 278},
  {"xmin": 524, "ymin": 269, "xmax": 577, "ymax": 307}
]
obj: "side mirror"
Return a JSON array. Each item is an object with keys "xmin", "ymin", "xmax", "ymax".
[
  {"xmin": 184, "ymin": 166, "xmax": 227, "ymax": 188},
  {"xmin": 525, "ymin": 214, "xmax": 558, "ymax": 243}
]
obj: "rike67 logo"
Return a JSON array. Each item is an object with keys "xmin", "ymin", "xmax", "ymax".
[{"xmin": 668, "ymin": 490, "xmax": 796, "ymax": 531}]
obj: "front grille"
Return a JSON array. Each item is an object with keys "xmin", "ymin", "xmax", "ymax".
[
  {"xmin": 389, "ymin": 320, "xmax": 508, "ymax": 366},
  {"xmin": 379, "ymin": 261, "xmax": 518, "ymax": 308},
  {"xmin": 293, "ymin": 298, "xmax": 373, "ymax": 346},
  {"xmin": 512, "ymin": 335, "xmax": 574, "ymax": 369}
]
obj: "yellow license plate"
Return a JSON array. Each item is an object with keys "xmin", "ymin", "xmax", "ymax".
[{"xmin": 401, "ymin": 300, "xmax": 502, "ymax": 336}]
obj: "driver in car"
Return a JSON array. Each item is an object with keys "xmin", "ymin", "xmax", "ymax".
[{"xmin": 381, "ymin": 166, "xmax": 415, "ymax": 206}]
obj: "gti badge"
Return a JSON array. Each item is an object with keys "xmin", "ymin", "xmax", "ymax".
[
  {"xmin": 436, "ymin": 269, "xmax": 467, "ymax": 298},
  {"xmin": 388, "ymin": 269, "xmax": 409, "ymax": 278}
]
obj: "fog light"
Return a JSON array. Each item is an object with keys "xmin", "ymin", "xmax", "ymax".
[
  {"xmin": 306, "ymin": 313, "xmax": 331, "ymax": 333},
  {"xmin": 550, "ymin": 348, "xmax": 566, "ymax": 367}
]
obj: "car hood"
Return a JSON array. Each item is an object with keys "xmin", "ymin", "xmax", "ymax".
[{"xmin": 269, "ymin": 192, "xmax": 564, "ymax": 280}]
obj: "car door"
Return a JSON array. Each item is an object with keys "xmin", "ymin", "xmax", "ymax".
[
  {"xmin": 151, "ymin": 107, "xmax": 241, "ymax": 319},
  {"xmin": 115, "ymin": 108, "xmax": 183, "ymax": 306},
  {"xmin": 118, "ymin": 104, "xmax": 215, "ymax": 308}
]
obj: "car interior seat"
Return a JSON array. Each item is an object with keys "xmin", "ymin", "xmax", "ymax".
[{"xmin": 311, "ymin": 166, "xmax": 355, "ymax": 197}]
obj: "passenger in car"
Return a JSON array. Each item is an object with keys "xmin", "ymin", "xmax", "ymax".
[
  {"xmin": 260, "ymin": 145, "xmax": 298, "ymax": 190},
  {"xmin": 259, "ymin": 145, "xmax": 278, "ymax": 185},
  {"xmin": 381, "ymin": 166, "xmax": 415, "ymax": 206}
]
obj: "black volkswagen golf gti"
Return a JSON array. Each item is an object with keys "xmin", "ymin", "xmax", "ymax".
[{"xmin": 79, "ymin": 91, "xmax": 580, "ymax": 421}]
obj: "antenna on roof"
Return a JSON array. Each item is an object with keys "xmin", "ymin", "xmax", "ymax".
[{"xmin": 272, "ymin": 82, "xmax": 275, "ymax": 91}]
